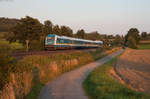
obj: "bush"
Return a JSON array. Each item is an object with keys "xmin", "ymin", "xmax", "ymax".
[
  {"xmin": 0, "ymin": 43, "xmax": 15, "ymax": 89},
  {"xmin": 127, "ymin": 36, "xmax": 137, "ymax": 49},
  {"xmin": 29, "ymin": 40, "xmax": 44, "ymax": 51}
]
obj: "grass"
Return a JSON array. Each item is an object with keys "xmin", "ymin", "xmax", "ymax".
[
  {"xmin": 25, "ymin": 75, "xmax": 44, "ymax": 99},
  {"xmin": 83, "ymin": 56, "xmax": 150, "ymax": 99},
  {"xmin": 24, "ymin": 48, "xmax": 121, "ymax": 99},
  {"xmin": 0, "ymin": 39, "xmax": 25, "ymax": 51},
  {"xmin": 0, "ymin": 39, "xmax": 121, "ymax": 99},
  {"xmin": 26, "ymin": 83, "xmax": 44, "ymax": 99},
  {"xmin": 138, "ymin": 44, "xmax": 150, "ymax": 49},
  {"xmin": 23, "ymin": 49, "xmax": 106, "ymax": 99}
]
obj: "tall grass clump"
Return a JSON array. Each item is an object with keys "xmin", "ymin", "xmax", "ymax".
[
  {"xmin": 0, "ymin": 47, "xmax": 121, "ymax": 99},
  {"xmin": 83, "ymin": 56, "xmax": 150, "ymax": 99},
  {"xmin": 21, "ymin": 50, "xmax": 106, "ymax": 99},
  {"xmin": 0, "ymin": 48, "xmax": 107, "ymax": 99},
  {"xmin": 0, "ymin": 43, "xmax": 15, "ymax": 89}
]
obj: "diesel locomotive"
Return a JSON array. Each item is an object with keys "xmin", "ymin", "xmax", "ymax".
[{"xmin": 45, "ymin": 34, "xmax": 103, "ymax": 50}]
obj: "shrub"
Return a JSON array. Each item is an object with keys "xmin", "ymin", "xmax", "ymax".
[
  {"xmin": 29, "ymin": 40, "xmax": 44, "ymax": 51},
  {"xmin": 127, "ymin": 36, "xmax": 137, "ymax": 49},
  {"xmin": 0, "ymin": 43, "xmax": 15, "ymax": 89}
]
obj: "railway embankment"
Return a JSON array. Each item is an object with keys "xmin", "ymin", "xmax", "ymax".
[{"xmin": 0, "ymin": 47, "xmax": 121, "ymax": 99}]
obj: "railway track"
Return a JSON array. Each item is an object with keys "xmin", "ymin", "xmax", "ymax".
[{"xmin": 12, "ymin": 48, "xmax": 98, "ymax": 59}]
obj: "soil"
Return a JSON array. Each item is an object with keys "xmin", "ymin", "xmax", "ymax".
[{"xmin": 115, "ymin": 49, "xmax": 150, "ymax": 94}]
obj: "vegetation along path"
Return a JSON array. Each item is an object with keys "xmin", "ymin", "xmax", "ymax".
[{"xmin": 39, "ymin": 49, "xmax": 124, "ymax": 99}]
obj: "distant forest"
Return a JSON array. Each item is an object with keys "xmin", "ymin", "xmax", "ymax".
[{"xmin": 0, "ymin": 17, "xmax": 19, "ymax": 32}]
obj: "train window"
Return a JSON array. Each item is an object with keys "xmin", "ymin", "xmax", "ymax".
[
  {"xmin": 47, "ymin": 37, "xmax": 54, "ymax": 42},
  {"xmin": 56, "ymin": 38, "xmax": 73, "ymax": 44},
  {"xmin": 60, "ymin": 40, "xmax": 64, "ymax": 43},
  {"xmin": 57, "ymin": 38, "xmax": 64, "ymax": 43}
]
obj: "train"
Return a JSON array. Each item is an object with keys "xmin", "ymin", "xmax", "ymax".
[{"xmin": 45, "ymin": 34, "xmax": 103, "ymax": 50}]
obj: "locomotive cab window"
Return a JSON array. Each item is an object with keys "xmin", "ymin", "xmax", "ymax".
[{"xmin": 47, "ymin": 37, "xmax": 55, "ymax": 42}]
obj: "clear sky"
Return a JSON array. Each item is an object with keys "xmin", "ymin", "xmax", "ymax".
[{"xmin": 0, "ymin": 0, "xmax": 150, "ymax": 35}]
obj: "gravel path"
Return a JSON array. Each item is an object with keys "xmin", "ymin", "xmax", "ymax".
[{"xmin": 39, "ymin": 49, "xmax": 124, "ymax": 99}]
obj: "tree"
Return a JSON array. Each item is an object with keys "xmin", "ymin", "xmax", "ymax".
[
  {"xmin": 8, "ymin": 16, "xmax": 42, "ymax": 51},
  {"xmin": 52, "ymin": 25, "xmax": 61, "ymax": 35},
  {"xmin": 127, "ymin": 36, "xmax": 137, "ymax": 49},
  {"xmin": 107, "ymin": 35, "xmax": 114, "ymax": 39},
  {"xmin": 125, "ymin": 28, "xmax": 140, "ymax": 45},
  {"xmin": 113, "ymin": 35, "xmax": 124, "ymax": 46},
  {"xmin": 84, "ymin": 31, "xmax": 102, "ymax": 40},
  {"xmin": 147, "ymin": 33, "xmax": 150, "ymax": 40},
  {"xmin": 0, "ymin": 17, "xmax": 19, "ymax": 32},
  {"xmin": 43, "ymin": 20, "xmax": 53, "ymax": 37},
  {"xmin": 0, "ymin": 43, "xmax": 14, "ymax": 89},
  {"xmin": 141, "ymin": 32, "xmax": 147, "ymax": 39},
  {"xmin": 60, "ymin": 26, "xmax": 73, "ymax": 37},
  {"xmin": 76, "ymin": 29, "xmax": 85, "ymax": 39}
]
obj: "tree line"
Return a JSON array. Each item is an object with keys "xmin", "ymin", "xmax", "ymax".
[
  {"xmin": 0, "ymin": 17, "xmax": 19, "ymax": 32},
  {"xmin": 4, "ymin": 16, "xmax": 124, "ymax": 51},
  {"xmin": 2, "ymin": 16, "xmax": 150, "ymax": 50},
  {"xmin": 125, "ymin": 28, "xmax": 150, "ymax": 49}
]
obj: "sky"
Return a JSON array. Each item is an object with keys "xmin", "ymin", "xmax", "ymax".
[{"xmin": 0, "ymin": 0, "xmax": 150, "ymax": 35}]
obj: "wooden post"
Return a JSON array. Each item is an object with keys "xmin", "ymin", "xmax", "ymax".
[{"xmin": 26, "ymin": 40, "xmax": 29, "ymax": 52}]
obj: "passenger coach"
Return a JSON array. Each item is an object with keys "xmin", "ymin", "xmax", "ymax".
[{"xmin": 45, "ymin": 34, "xmax": 103, "ymax": 50}]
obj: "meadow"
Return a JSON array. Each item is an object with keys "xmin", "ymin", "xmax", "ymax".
[
  {"xmin": 0, "ymin": 39, "xmax": 25, "ymax": 51},
  {"xmin": 138, "ymin": 40, "xmax": 150, "ymax": 49},
  {"xmin": 138, "ymin": 44, "xmax": 150, "ymax": 49}
]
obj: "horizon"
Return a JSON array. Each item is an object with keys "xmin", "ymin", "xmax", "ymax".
[{"xmin": 0, "ymin": 0, "xmax": 150, "ymax": 35}]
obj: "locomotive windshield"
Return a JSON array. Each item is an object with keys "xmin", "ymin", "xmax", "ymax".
[
  {"xmin": 45, "ymin": 36, "xmax": 55, "ymax": 45},
  {"xmin": 47, "ymin": 37, "xmax": 54, "ymax": 42}
]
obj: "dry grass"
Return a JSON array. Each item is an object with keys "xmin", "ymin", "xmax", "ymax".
[
  {"xmin": 0, "ymin": 47, "xmax": 121, "ymax": 99},
  {"xmin": 0, "ymin": 49, "xmax": 104, "ymax": 99}
]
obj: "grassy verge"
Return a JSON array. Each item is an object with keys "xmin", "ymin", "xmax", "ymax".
[
  {"xmin": 25, "ymin": 48, "xmax": 122, "ymax": 99},
  {"xmin": 0, "ymin": 45, "xmax": 121, "ymax": 99},
  {"xmin": 25, "ymin": 80, "xmax": 44, "ymax": 99},
  {"xmin": 25, "ymin": 49, "xmax": 106, "ymax": 99},
  {"xmin": 0, "ymin": 39, "xmax": 25, "ymax": 51},
  {"xmin": 138, "ymin": 44, "xmax": 150, "ymax": 49},
  {"xmin": 83, "ymin": 56, "xmax": 150, "ymax": 99}
]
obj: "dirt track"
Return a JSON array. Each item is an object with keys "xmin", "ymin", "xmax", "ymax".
[
  {"xmin": 115, "ymin": 49, "xmax": 150, "ymax": 94},
  {"xmin": 39, "ymin": 49, "xmax": 124, "ymax": 99}
]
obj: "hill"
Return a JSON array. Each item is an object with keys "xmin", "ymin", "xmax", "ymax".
[{"xmin": 0, "ymin": 17, "xmax": 20, "ymax": 32}]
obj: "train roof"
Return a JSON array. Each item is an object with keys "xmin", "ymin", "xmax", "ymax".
[{"xmin": 47, "ymin": 34, "xmax": 103, "ymax": 44}]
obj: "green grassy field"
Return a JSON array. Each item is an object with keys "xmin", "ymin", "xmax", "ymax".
[
  {"xmin": 0, "ymin": 39, "xmax": 25, "ymax": 51},
  {"xmin": 83, "ymin": 56, "xmax": 150, "ymax": 99},
  {"xmin": 138, "ymin": 44, "xmax": 150, "ymax": 49}
]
